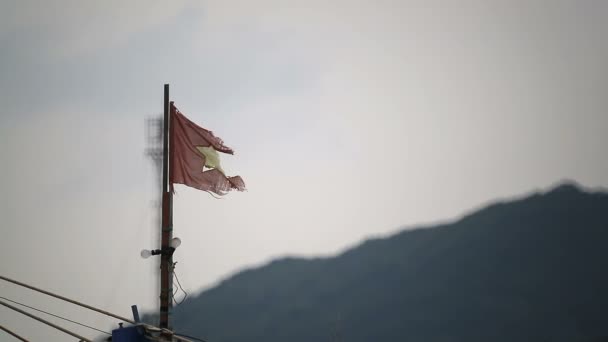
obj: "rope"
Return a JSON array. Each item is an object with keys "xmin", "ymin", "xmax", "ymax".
[
  {"xmin": 0, "ymin": 324, "xmax": 29, "ymax": 342},
  {"xmin": 0, "ymin": 296, "xmax": 110, "ymax": 336},
  {"xmin": 1, "ymin": 274, "xmax": 201, "ymax": 342},
  {"xmin": 172, "ymin": 263, "xmax": 188, "ymax": 306},
  {"xmin": 0, "ymin": 299, "xmax": 92, "ymax": 341},
  {"xmin": 0, "ymin": 274, "xmax": 135, "ymax": 324}
]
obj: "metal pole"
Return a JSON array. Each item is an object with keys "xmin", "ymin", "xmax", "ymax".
[
  {"xmin": 0, "ymin": 324, "xmax": 29, "ymax": 342},
  {"xmin": 159, "ymin": 84, "xmax": 174, "ymax": 333},
  {"xmin": 0, "ymin": 275, "xmax": 134, "ymax": 324},
  {"xmin": 0, "ymin": 300, "xmax": 92, "ymax": 342}
]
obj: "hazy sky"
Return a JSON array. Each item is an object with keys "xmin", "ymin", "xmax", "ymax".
[{"xmin": 1, "ymin": 1, "xmax": 607, "ymax": 340}]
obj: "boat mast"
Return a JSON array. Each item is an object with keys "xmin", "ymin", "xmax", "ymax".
[{"xmin": 159, "ymin": 83, "xmax": 174, "ymax": 333}]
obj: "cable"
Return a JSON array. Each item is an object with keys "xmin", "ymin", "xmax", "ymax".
[
  {"xmin": 0, "ymin": 274, "xmax": 135, "ymax": 324},
  {"xmin": 173, "ymin": 272, "xmax": 188, "ymax": 305},
  {"xmin": 0, "ymin": 299, "xmax": 92, "ymax": 342},
  {"xmin": 171, "ymin": 263, "xmax": 179, "ymax": 305},
  {"xmin": 0, "ymin": 323, "xmax": 29, "ymax": 341},
  {"xmin": 172, "ymin": 268, "xmax": 188, "ymax": 305},
  {"xmin": 0, "ymin": 296, "xmax": 111, "ymax": 336},
  {"xmin": 1, "ymin": 274, "xmax": 192, "ymax": 340},
  {"xmin": 2, "ymin": 297, "xmax": 201, "ymax": 342},
  {"xmin": 173, "ymin": 277, "xmax": 180, "ymax": 300}
]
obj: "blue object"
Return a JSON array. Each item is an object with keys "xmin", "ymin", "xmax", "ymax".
[
  {"xmin": 111, "ymin": 325, "xmax": 150, "ymax": 342},
  {"xmin": 131, "ymin": 305, "xmax": 141, "ymax": 323}
]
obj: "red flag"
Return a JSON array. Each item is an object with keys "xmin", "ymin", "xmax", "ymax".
[{"xmin": 170, "ymin": 103, "xmax": 245, "ymax": 195}]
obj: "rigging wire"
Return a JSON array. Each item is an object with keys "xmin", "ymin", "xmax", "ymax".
[
  {"xmin": 173, "ymin": 273, "xmax": 180, "ymax": 299},
  {"xmin": 171, "ymin": 262, "xmax": 179, "ymax": 305},
  {"xmin": 172, "ymin": 263, "xmax": 188, "ymax": 306},
  {"xmin": 0, "ymin": 296, "xmax": 111, "ymax": 336},
  {"xmin": 1, "ymin": 274, "xmax": 198, "ymax": 341},
  {"xmin": 0, "ymin": 274, "xmax": 135, "ymax": 325},
  {"xmin": 0, "ymin": 299, "xmax": 92, "ymax": 342},
  {"xmin": 0, "ymin": 323, "xmax": 29, "ymax": 342},
  {"xmin": 167, "ymin": 264, "xmax": 206, "ymax": 342}
]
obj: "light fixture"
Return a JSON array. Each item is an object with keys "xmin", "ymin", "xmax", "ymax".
[
  {"xmin": 170, "ymin": 237, "xmax": 182, "ymax": 249},
  {"xmin": 140, "ymin": 236, "xmax": 181, "ymax": 259},
  {"xmin": 140, "ymin": 249, "xmax": 152, "ymax": 259}
]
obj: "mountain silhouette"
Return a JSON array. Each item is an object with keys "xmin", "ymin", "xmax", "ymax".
[{"xmin": 168, "ymin": 182, "xmax": 608, "ymax": 342}]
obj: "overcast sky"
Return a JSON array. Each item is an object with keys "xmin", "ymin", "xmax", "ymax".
[{"xmin": 1, "ymin": 1, "xmax": 607, "ymax": 340}]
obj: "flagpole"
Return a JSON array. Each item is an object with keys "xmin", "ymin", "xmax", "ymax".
[{"xmin": 159, "ymin": 83, "xmax": 174, "ymax": 334}]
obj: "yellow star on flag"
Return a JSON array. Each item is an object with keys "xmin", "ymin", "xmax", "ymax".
[{"xmin": 196, "ymin": 146, "xmax": 225, "ymax": 175}]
